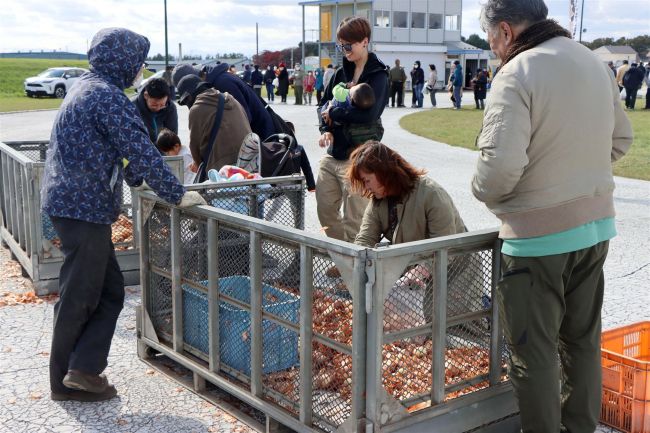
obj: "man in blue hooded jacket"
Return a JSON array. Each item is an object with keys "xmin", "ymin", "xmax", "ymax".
[
  {"xmin": 172, "ymin": 62, "xmax": 275, "ymax": 140},
  {"xmin": 42, "ymin": 27, "xmax": 206, "ymax": 402},
  {"xmin": 452, "ymin": 60, "xmax": 464, "ymax": 109}
]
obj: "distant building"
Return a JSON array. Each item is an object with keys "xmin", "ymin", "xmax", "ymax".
[
  {"xmin": 201, "ymin": 57, "xmax": 250, "ymax": 70},
  {"xmin": 592, "ymin": 45, "xmax": 640, "ymax": 66},
  {"xmin": 299, "ymin": 0, "xmax": 490, "ymax": 88},
  {"xmin": 0, "ymin": 51, "xmax": 87, "ymax": 60}
]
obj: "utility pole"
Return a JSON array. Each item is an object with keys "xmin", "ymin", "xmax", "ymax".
[
  {"xmin": 164, "ymin": 0, "xmax": 169, "ymax": 67},
  {"xmin": 301, "ymin": 4, "xmax": 306, "ymax": 67},
  {"xmin": 256, "ymin": 23, "xmax": 259, "ymax": 58},
  {"xmin": 578, "ymin": 0, "xmax": 585, "ymax": 43}
]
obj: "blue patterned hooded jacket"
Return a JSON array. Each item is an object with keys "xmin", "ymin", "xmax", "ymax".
[{"xmin": 42, "ymin": 28, "xmax": 185, "ymax": 224}]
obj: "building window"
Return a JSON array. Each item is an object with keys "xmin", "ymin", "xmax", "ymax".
[
  {"xmin": 411, "ymin": 12, "xmax": 426, "ymax": 29},
  {"xmin": 374, "ymin": 10, "xmax": 390, "ymax": 28},
  {"xmin": 445, "ymin": 15, "xmax": 460, "ymax": 31},
  {"xmin": 428, "ymin": 13, "xmax": 442, "ymax": 29},
  {"xmin": 393, "ymin": 11, "xmax": 408, "ymax": 28},
  {"xmin": 356, "ymin": 4, "xmax": 371, "ymax": 21}
]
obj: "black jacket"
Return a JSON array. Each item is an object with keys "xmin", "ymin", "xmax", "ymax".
[
  {"xmin": 203, "ymin": 63, "xmax": 275, "ymax": 140},
  {"xmin": 410, "ymin": 67, "xmax": 424, "ymax": 86},
  {"xmin": 623, "ymin": 66, "xmax": 645, "ymax": 89},
  {"xmin": 251, "ymin": 69, "xmax": 264, "ymax": 86},
  {"xmin": 473, "ymin": 73, "xmax": 488, "ymax": 99},
  {"xmin": 318, "ymin": 52, "xmax": 388, "ymax": 160},
  {"xmin": 131, "ymin": 90, "xmax": 178, "ymax": 143},
  {"xmin": 263, "ymin": 69, "xmax": 275, "ymax": 84},
  {"xmin": 278, "ymin": 69, "xmax": 290, "ymax": 94}
]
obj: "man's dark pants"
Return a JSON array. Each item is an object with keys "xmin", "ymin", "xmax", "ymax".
[
  {"xmin": 49, "ymin": 217, "xmax": 125, "ymax": 394},
  {"xmin": 624, "ymin": 86, "xmax": 637, "ymax": 109},
  {"xmin": 498, "ymin": 241, "xmax": 608, "ymax": 433},
  {"xmin": 645, "ymin": 87, "xmax": 650, "ymax": 109},
  {"xmin": 390, "ymin": 81, "xmax": 403, "ymax": 106}
]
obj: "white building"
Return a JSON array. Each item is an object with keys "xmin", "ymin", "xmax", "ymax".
[
  {"xmin": 298, "ymin": 0, "xmax": 490, "ymax": 88},
  {"xmin": 592, "ymin": 45, "xmax": 640, "ymax": 67}
]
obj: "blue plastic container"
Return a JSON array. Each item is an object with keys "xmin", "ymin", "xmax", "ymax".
[{"xmin": 182, "ymin": 276, "xmax": 299, "ymax": 375}]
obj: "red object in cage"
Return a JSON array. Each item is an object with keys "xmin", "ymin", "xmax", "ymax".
[{"xmin": 600, "ymin": 321, "xmax": 650, "ymax": 433}]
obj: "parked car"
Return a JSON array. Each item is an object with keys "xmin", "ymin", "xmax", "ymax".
[
  {"xmin": 135, "ymin": 70, "xmax": 165, "ymax": 94},
  {"xmin": 24, "ymin": 67, "xmax": 88, "ymax": 98}
]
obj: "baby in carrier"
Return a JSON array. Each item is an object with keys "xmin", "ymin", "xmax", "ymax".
[{"xmin": 323, "ymin": 82, "xmax": 382, "ymax": 145}]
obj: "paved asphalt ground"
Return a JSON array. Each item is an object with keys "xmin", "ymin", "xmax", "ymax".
[{"xmin": 1, "ymin": 94, "xmax": 646, "ymax": 432}]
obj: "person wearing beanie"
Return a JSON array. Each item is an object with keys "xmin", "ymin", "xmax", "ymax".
[
  {"xmin": 171, "ymin": 63, "xmax": 199, "ymax": 88},
  {"xmin": 173, "ymin": 62, "xmax": 275, "ymax": 140}
]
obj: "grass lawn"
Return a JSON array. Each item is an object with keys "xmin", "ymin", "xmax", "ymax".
[{"xmin": 400, "ymin": 107, "xmax": 650, "ymax": 181}]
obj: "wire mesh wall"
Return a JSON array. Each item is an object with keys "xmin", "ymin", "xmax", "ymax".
[
  {"xmin": 138, "ymin": 184, "xmax": 514, "ymax": 433},
  {"xmin": 365, "ymin": 235, "xmax": 509, "ymax": 430},
  {"xmin": 0, "ymin": 140, "xmax": 183, "ymax": 293}
]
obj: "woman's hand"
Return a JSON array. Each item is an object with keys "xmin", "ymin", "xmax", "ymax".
[{"xmin": 319, "ymin": 132, "xmax": 334, "ymax": 148}]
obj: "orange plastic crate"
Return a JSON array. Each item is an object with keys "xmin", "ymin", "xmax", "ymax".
[{"xmin": 600, "ymin": 321, "xmax": 650, "ymax": 433}]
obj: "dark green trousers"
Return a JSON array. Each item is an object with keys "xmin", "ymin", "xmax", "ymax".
[{"xmin": 497, "ymin": 241, "xmax": 609, "ymax": 433}]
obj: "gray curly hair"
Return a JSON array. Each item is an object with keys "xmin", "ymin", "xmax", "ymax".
[{"xmin": 479, "ymin": 0, "xmax": 548, "ymax": 32}]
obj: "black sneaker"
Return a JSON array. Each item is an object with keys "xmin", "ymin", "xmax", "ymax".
[{"xmin": 51, "ymin": 385, "xmax": 118, "ymax": 402}]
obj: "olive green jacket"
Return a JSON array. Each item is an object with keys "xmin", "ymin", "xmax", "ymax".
[{"xmin": 355, "ymin": 176, "xmax": 466, "ymax": 248}]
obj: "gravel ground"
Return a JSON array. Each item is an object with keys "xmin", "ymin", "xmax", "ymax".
[{"xmin": 1, "ymin": 96, "xmax": 644, "ymax": 432}]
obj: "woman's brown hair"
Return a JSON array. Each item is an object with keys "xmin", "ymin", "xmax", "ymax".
[
  {"xmin": 336, "ymin": 16, "xmax": 371, "ymax": 43},
  {"xmin": 348, "ymin": 141, "xmax": 426, "ymax": 199}
]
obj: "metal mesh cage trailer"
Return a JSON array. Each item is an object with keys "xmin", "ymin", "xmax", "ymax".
[
  {"xmin": 0, "ymin": 140, "xmax": 184, "ymax": 294},
  {"xmin": 136, "ymin": 182, "xmax": 520, "ymax": 433}
]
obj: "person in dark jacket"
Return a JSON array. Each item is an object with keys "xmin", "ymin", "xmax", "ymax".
[
  {"xmin": 42, "ymin": 28, "xmax": 205, "ymax": 403},
  {"xmin": 242, "ymin": 64, "xmax": 252, "ymax": 85},
  {"xmin": 172, "ymin": 62, "xmax": 275, "ymax": 140},
  {"xmin": 251, "ymin": 64, "xmax": 264, "ymax": 97},
  {"xmin": 263, "ymin": 65, "xmax": 275, "ymax": 102},
  {"xmin": 623, "ymin": 63, "xmax": 645, "ymax": 110},
  {"xmin": 277, "ymin": 63, "xmax": 290, "ymax": 104},
  {"xmin": 314, "ymin": 67, "xmax": 325, "ymax": 105},
  {"xmin": 472, "ymin": 69, "xmax": 488, "ymax": 109},
  {"xmin": 451, "ymin": 60, "xmax": 464, "ymax": 109},
  {"xmin": 410, "ymin": 60, "xmax": 425, "ymax": 108},
  {"xmin": 131, "ymin": 77, "xmax": 178, "ymax": 143},
  {"xmin": 316, "ymin": 16, "xmax": 388, "ymax": 243}
]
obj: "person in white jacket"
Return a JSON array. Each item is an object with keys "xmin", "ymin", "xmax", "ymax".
[{"xmin": 471, "ymin": 1, "xmax": 632, "ymax": 432}]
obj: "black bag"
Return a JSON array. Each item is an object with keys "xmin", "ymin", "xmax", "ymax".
[
  {"xmin": 259, "ymin": 133, "xmax": 301, "ymax": 178},
  {"xmin": 194, "ymin": 93, "xmax": 225, "ymax": 183}
]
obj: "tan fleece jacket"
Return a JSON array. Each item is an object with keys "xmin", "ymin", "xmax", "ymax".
[
  {"xmin": 189, "ymin": 89, "xmax": 252, "ymax": 172},
  {"xmin": 355, "ymin": 176, "xmax": 466, "ymax": 248},
  {"xmin": 472, "ymin": 36, "xmax": 632, "ymax": 239}
]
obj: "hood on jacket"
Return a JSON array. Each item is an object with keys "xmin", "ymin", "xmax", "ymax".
[
  {"xmin": 204, "ymin": 63, "xmax": 230, "ymax": 84},
  {"xmin": 341, "ymin": 52, "xmax": 388, "ymax": 83},
  {"xmin": 88, "ymin": 28, "xmax": 149, "ymax": 90}
]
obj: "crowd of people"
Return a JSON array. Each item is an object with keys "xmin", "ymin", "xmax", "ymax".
[{"xmin": 40, "ymin": 2, "xmax": 641, "ymax": 432}]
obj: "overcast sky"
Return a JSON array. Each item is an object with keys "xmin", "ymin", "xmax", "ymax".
[{"xmin": 1, "ymin": 0, "xmax": 648, "ymax": 58}]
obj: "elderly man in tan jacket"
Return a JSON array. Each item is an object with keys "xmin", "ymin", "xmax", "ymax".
[{"xmin": 471, "ymin": 1, "xmax": 632, "ymax": 432}]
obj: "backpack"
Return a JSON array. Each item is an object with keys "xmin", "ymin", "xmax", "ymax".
[{"xmin": 259, "ymin": 133, "xmax": 301, "ymax": 178}]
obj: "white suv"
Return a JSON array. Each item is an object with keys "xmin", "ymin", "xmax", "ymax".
[{"xmin": 24, "ymin": 67, "xmax": 88, "ymax": 98}]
